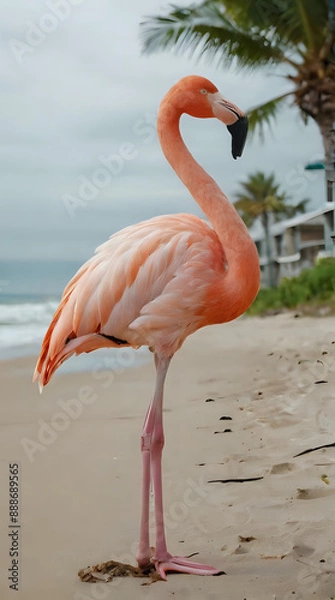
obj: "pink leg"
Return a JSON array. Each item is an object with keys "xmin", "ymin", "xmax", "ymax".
[
  {"xmin": 136, "ymin": 353, "xmax": 167, "ymax": 568},
  {"xmin": 136, "ymin": 443, "xmax": 151, "ymax": 568},
  {"xmin": 137, "ymin": 353, "xmax": 221, "ymax": 580}
]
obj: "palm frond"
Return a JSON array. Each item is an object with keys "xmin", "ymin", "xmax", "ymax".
[
  {"xmin": 280, "ymin": 197, "xmax": 309, "ymax": 218},
  {"xmin": 233, "ymin": 170, "xmax": 309, "ymax": 227},
  {"xmin": 246, "ymin": 91, "xmax": 294, "ymax": 139},
  {"xmin": 217, "ymin": 0, "xmax": 327, "ymax": 51},
  {"xmin": 141, "ymin": 2, "xmax": 289, "ymax": 71},
  {"xmin": 279, "ymin": 0, "xmax": 327, "ymax": 51},
  {"xmin": 219, "ymin": 0, "xmax": 288, "ymax": 29},
  {"xmin": 233, "ymin": 198, "xmax": 260, "ymax": 226},
  {"xmin": 295, "ymin": 198, "xmax": 309, "ymax": 213},
  {"xmin": 141, "ymin": 1, "xmax": 328, "ymax": 70},
  {"xmin": 140, "ymin": 1, "xmax": 330, "ymax": 152}
]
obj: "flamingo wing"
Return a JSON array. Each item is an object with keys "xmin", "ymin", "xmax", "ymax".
[{"xmin": 34, "ymin": 214, "xmax": 225, "ymax": 386}]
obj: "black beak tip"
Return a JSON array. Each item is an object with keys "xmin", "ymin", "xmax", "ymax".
[{"xmin": 227, "ymin": 116, "xmax": 248, "ymax": 159}]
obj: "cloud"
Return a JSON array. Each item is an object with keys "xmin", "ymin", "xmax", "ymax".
[{"xmin": 1, "ymin": 0, "xmax": 325, "ymax": 261}]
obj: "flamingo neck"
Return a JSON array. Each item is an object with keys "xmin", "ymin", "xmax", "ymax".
[
  {"xmin": 158, "ymin": 101, "xmax": 252, "ymax": 252},
  {"xmin": 157, "ymin": 101, "xmax": 260, "ymax": 318}
]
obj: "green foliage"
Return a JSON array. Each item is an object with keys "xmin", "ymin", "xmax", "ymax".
[
  {"xmin": 248, "ymin": 258, "xmax": 335, "ymax": 315},
  {"xmin": 233, "ymin": 171, "xmax": 308, "ymax": 227},
  {"xmin": 141, "ymin": 2, "xmax": 286, "ymax": 70},
  {"xmin": 141, "ymin": 0, "xmax": 333, "ymax": 137},
  {"xmin": 218, "ymin": 0, "xmax": 327, "ymax": 49},
  {"xmin": 247, "ymin": 93, "xmax": 292, "ymax": 139},
  {"xmin": 141, "ymin": 0, "xmax": 328, "ymax": 65}
]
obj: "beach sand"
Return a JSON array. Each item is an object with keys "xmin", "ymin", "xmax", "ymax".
[{"xmin": 0, "ymin": 313, "xmax": 334, "ymax": 600}]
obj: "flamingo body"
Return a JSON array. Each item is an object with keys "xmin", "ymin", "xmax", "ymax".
[
  {"xmin": 34, "ymin": 75, "xmax": 260, "ymax": 579},
  {"xmin": 35, "ymin": 214, "xmax": 227, "ymax": 384}
]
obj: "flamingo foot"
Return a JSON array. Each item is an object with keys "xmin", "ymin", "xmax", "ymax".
[{"xmin": 154, "ymin": 553, "xmax": 224, "ymax": 581}]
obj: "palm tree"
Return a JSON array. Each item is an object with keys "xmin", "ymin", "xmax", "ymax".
[
  {"xmin": 141, "ymin": 0, "xmax": 335, "ymax": 205},
  {"xmin": 234, "ymin": 171, "xmax": 307, "ymax": 286}
]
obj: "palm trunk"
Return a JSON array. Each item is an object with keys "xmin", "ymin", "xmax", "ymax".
[
  {"xmin": 297, "ymin": 2, "xmax": 335, "ymax": 230},
  {"xmin": 262, "ymin": 212, "xmax": 276, "ymax": 287},
  {"xmin": 316, "ymin": 114, "xmax": 335, "ymax": 240},
  {"xmin": 322, "ymin": 0, "xmax": 335, "ymax": 239}
]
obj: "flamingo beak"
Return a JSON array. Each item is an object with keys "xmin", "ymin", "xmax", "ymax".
[
  {"xmin": 209, "ymin": 92, "xmax": 248, "ymax": 159},
  {"xmin": 227, "ymin": 116, "xmax": 248, "ymax": 160}
]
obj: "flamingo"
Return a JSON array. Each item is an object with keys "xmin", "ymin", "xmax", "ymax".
[{"xmin": 34, "ymin": 75, "xmax": 260, "ymax": 579}]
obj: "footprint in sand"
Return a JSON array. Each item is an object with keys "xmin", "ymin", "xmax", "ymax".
[
  {"xmin": 270, "ymin": 462, "xmax": 296, "ymax": 475},
  {"xmin": 296, "ymin": 487, "xmax": 335, "ymax": 500},
  {"xmin": 292, "ymin": 543, "xmax": 315, "ymax": 557},
  {"xmin": 233, "ymin": 544, "xmax": 249, "ymax": 555}
]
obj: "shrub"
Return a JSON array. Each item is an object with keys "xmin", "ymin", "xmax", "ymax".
[{"xmin": 248, "ymin": 258, "xmax": 335, "ymax": 315}]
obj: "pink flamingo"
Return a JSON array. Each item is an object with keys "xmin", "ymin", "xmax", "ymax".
[{"xmin": 34, "ymin": 76, "xmax": 260, "ymax": 579}]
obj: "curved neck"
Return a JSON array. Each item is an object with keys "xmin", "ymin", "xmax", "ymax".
[{"xmin": 157, "ymin": 100, "xmax": 260, "ymax": 306}]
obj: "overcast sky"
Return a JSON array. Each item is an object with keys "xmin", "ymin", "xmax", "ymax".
[{"xmin": 1, "ymin": 0, "xmax": 326, "ymax": 261}]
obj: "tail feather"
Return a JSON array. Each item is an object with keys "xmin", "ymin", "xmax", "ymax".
[
  {"xmin": 34, "ymin": 331, "xmax": 129, "ymax": 388},
  {"xmin": 33, "ymin": 282, "xmax": 130, "ymax": 387},
  {"xmin": 33, "ymin": 298, "xmax": 69, "ymax": 381}
]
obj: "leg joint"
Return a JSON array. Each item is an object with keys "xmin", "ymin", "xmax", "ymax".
[{"xmin": 140, "ymin": 431, "xmax": 164, "ymax": 453}]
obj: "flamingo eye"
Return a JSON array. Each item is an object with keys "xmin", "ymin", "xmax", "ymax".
[{"xmin": 200, "ymin": 89, "xmax": 208, "ymax": 95}]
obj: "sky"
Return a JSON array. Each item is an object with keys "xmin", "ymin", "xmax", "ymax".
[{"xmin": 1, "ymin": 0, "xmax": 326, "ymax": 262}]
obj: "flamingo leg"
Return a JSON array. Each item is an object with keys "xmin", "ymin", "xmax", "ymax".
[
  {"xmin": 136, "ymin": 353, "xmax": 170, "ymax": 569},
  {"xmin": 136, "ymin": 440, "xmax": 151, "ymax": 568},
  {"xmin": 137, "ymin": 353, "xmax": 221, "ymax": 580}
]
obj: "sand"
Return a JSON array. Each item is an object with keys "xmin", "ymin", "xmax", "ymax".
[{"xmin": 0, "ymin": 313, "xmax": 335, "ymax": 600}]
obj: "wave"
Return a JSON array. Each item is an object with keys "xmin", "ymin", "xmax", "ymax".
[
  {"xmin": 0, "ymin": 300, "xmax": 59, "ymax": 357},
  {"xmin": 0, "ymin": 298, "xmax": 150, "ymax": 371},
  {"xmin": 0, "ymin": 300, "xmax": 59, "ymax": 326}
]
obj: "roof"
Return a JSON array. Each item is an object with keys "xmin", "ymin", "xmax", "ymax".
[{"xmin": 251, "ymin": 203, "xmax": 334, "ymax": 242}]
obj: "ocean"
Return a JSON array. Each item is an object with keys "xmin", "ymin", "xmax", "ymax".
[{"xmin": 0, "ymin": 259, "xmax": 150, "ymax": 373}]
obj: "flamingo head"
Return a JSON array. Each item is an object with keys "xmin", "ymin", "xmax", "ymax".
[{"xmin": 174, "ymin": 75, "xmax": 248, "ymax": 159}]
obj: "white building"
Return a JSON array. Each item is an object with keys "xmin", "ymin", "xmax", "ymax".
[{"xmin": 251, "ymin": 203, "xmax": 335, "ymax": 286}]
